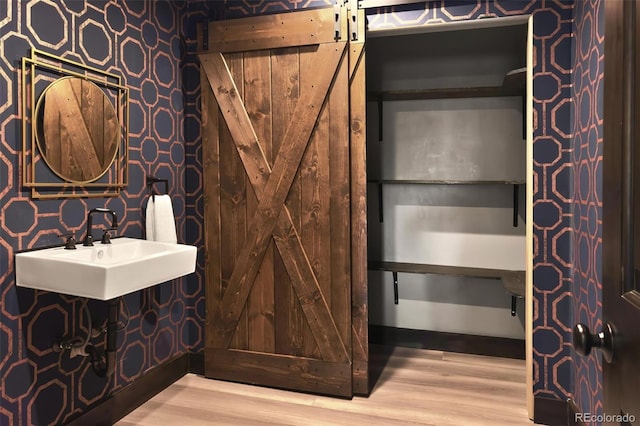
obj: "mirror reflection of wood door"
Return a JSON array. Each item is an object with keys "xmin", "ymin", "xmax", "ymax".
[
  {"xmin": 601, "ymin": 0, "xmax": 640, "ymax": 422},
  {"xmin": 38, "ymin": 77, "xmax": 119, "ymax": 182},
  {"xmin": 199, "ymin": 7, "xmax": 367, "ymax": 397}
]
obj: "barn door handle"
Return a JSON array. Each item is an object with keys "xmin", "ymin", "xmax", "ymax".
[{"xmin": 572, "ymin": 323, "xmax": 615, "ymax": 363}]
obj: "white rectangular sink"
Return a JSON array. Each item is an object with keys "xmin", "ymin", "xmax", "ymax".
[{"xmin": 15, "ymin": 237, "xmax": 197, "ymax": 300}]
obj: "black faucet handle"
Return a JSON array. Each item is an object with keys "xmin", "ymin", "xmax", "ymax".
[
  {"xmin": 83, "ymin": 234, "xmax": 94, "ymax": 247},
  {"xmin": 100, "ymin": 228, "xmax": 117, "ymax": 244},
  {"xmin": 58, "ymin": 233, "xmax": 77, "ymax": 250}
]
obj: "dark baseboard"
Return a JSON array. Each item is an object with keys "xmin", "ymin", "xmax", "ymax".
[
  {"xmin": 67, "ymin": 351, "xmax": 203, "ymax": 426},
  {"xmin": 189, "ymin": 350, "xmax": 205, "ymax": 375},
  {"xmin": 533, "ymin": 396, "xmax": 569, "ymax": 425},
  {"xmin": 369, "ymin": 325, "xmax": 525, "ymax": 359}
]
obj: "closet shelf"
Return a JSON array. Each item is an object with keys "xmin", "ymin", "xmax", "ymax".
[
  {"xmin": 368, "ymin": 67, "xmax": 526, "ymax": 102},
  {"xmin": 368, "ymin": 260, "xmax": 525, "ymax": 298},
  {"xmin": 370, "ymin": 181, "xmax": 524, "ymax": 227},
  {"xmin": 367, "ymin": 179, "xmax": 525, "ymax": 185},
  {"xmin": 502, "ymin": 67, "xmax": 527, "ymax": 92}
]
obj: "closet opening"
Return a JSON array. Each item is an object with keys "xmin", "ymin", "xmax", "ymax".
[{"xmin": 364, "ymin": 15, "xmax": 533, "ymax": 411}]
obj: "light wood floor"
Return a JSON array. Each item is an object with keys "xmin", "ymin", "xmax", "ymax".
[{"xmin": 117, "ymin": 346, "xmax": 532, "ymax": 425}]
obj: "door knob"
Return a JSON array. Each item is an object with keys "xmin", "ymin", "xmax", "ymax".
[{"xmin": 572, "ymin": 323, "xmax": 615, "ymax": 363}]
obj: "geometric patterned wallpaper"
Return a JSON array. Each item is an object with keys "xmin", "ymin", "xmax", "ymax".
[
  {"xmin": 0, "ymin": 1, "xmax": 199, "ymax": 424},
  {"xmin": 571, "ymin": 0, "xmax": 604, "ymax": 418},
  {"xmin": 0, "ymin": 0, "xmax": 603, "ymax": 424}
]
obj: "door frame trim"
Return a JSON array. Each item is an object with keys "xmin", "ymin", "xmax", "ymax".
[
  {"xmin": 525, "ymin": 14, "xmax": 534, "ymax": 420},
  {"xmin": 602, "ymin": 0, "xmax": 635, "ymax": 417}
]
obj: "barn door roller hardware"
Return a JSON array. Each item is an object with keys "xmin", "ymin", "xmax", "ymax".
[{"xmin": 334, "ymin": 0, "xmax": 359, "ymax": 41}]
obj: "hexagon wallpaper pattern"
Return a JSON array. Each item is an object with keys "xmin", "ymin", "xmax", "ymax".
[
  {"xmin": 0, "ymin": 0, "xmax": 604, "ymax": 424},
  {"xmin": 571, "ymin": 0, "xmax": 603, "ymax": 419},
  {"xmin": 1, "ymin": 1, "xmax": 201, "ymax": 424}
]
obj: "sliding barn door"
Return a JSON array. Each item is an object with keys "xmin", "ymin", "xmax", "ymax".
[{"xmin": 199, "ymin": 7, "xmax": 367, "ymax": 397}]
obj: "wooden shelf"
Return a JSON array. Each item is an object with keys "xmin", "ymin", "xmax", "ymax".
[
  {"xmin": 367, "ymin": 179, "xmax": 525, "ymax": 185},
  {"xmin": 501, "ymin": 270, "xmax": 526, "ymax": 298},
  {"xmin": 368, "ymin": 260, "xmax": 525, "ymax": 298},
  {"xmin": 369, "ymin": 180, "xmax": 524, "ymax": 226},
  {"xmin": 502, "ymin": 67, "xmax": 526, "ymax": 91},
  {"xmin": 368, "ymin": 67, "xmax": 526, "ymax": 102}
]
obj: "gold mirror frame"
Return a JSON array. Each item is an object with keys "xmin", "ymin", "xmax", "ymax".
[{"xmin": 21, "ymin": 49, "xmax": 129, "ymax": 199}]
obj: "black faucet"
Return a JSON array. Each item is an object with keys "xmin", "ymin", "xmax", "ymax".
[
  {"xmin": 83, "ymin": 208, "xmax": 118, "ymax": 246},
  {"xmin": 58, "ymin": 233, "xmax": 77, "ymax": 250}
]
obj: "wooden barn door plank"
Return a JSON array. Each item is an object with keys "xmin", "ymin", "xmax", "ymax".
[
  {"xmin": 243, "ymin": 50, "xmax": 276, "ymax": 354},
  {"xmin": 349, "ymin": 9, "xmax": 369, "ymax": 396},
  {"xmin": 328, "ymin": 45, "xmax": 352, "ymax": 352},
  {"xmin": 271, "ymin": 47, "xmax": 309, "ymax": 357},
  {"xmin": 202, "ymin": 56, "xmax": 222, "ymax": 351},
  {"xmin": 220, "ymin": 53, "xmax": 249, "ymax": 351},
  {"xmin": 207, "ymin": 8, "xmax": 345, "ymax": 53},
  {"xmin": 207, "ymin": 348, "xmax": 352, "ymax": 396},
  {"xmin": 298, "ymin": 44, "xmax": 329, "ymax": 359}
]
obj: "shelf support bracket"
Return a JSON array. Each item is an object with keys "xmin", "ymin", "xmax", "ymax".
[
  {"xmin": 513, "ymin": 184, "xmax": 519, "ymax": 227},
  {"xmin": 522, "ymin": 93, "xmax": 526, "ymax": 140},
  {"xmin": 501, "ymin": 271, "xmax": 524, "ymax": 317},
  {"xmin": 378, "ymin": 182, "xmax": 384, "ymax": 223},
  {"xmin": 377, "ymin": 96, "xmax": 383, "ymax": 141},
  {"xmin": 393, "ymin": 271, "xmax": 399, "ymax": 304}
]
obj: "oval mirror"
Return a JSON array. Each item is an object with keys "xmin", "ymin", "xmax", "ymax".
[{"xmin": 35, "ymin": 77, "xmax": 119, "ymax": 183}]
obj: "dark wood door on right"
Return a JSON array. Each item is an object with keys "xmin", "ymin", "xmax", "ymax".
[{"xmin": 574, "ymin": 0, "xmax": 640, "ymax": 423}]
